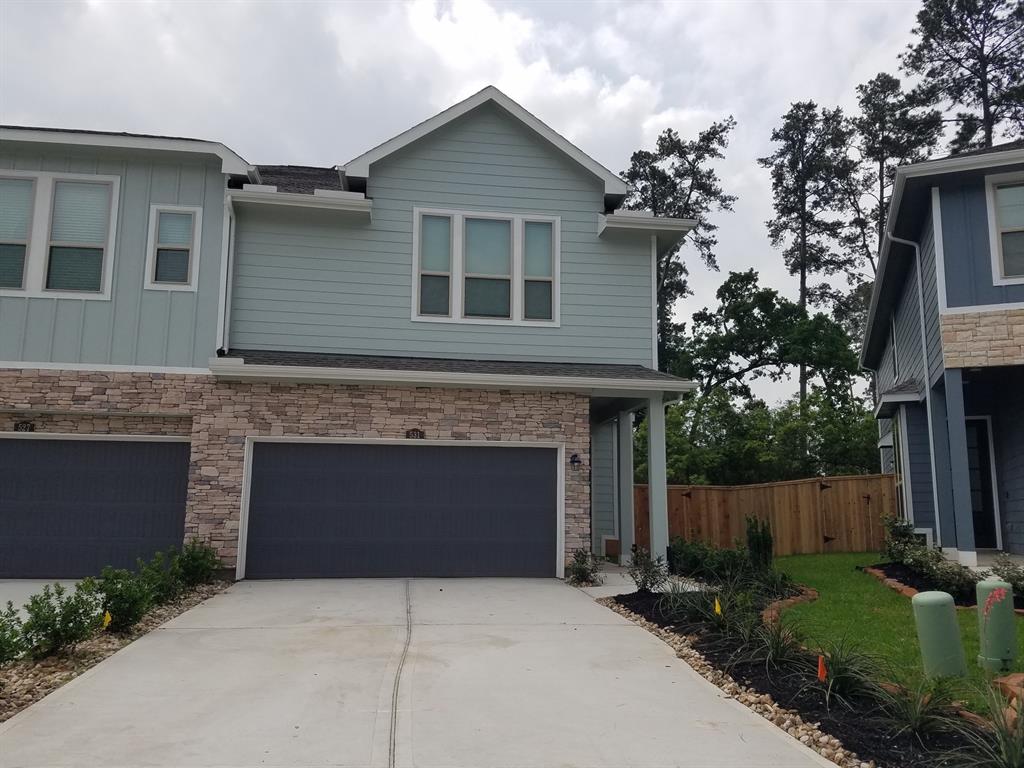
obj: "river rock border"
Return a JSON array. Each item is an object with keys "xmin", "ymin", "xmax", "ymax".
[{"xmin": 599, "ymin": 597, "xmax": 876, "ymax": 768}]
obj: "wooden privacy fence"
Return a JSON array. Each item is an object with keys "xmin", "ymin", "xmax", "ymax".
[{"xmin": 633, "ymin": 474, "xmax": 896, "ymax": 556}]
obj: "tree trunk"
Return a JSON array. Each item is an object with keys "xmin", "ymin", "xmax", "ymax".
[{"xmin": 877, "ymin": 159, "xmax": 886, "ymax": 251}]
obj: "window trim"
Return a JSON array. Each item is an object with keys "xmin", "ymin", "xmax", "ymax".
[
  {"xmin": 0, "ymin": 169, "xmax": 120, "ymax": 300},
  {"xmin": 416, "ymin": 213, "xmax": 453, "ymax": 318},
  {"xmin": 0, "ymin": 175, "xmax": 35, "ymax": 290},
  {"xmin": 985, "ymin": 171, "xmax": 1024, "ymax": 286},
  {"xmin": 410, "ymin": 207, "xmax": 560, "ymax": 326},
  {"xmin": 144, "ymin": 204, "xmax": 203, "ymax": 292}
]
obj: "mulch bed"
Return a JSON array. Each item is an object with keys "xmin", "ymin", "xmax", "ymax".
[
  {"xmin": 615, "ymin": 591, "xmax": 968, "ymax": 768},
  {"xmin": 0, "ymin": 581, "xmax": 231, "ymax": 723},
  {"xmin": 866, "ymin": 562, "xmax": 1024, "ymax": 611}
]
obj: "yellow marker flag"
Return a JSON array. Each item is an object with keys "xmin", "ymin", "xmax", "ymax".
[
  {"xmin": 714, "ymin": 597, "xmax": 722, "ymax": 616},
  {"xmin": 102, "ymin": 611, "xmax": 112, "ymax": 630}
]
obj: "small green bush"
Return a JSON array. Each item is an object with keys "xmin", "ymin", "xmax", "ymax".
[
  {"xmin": 949, "ymin": 683, "xmax": 1024, "ymax": 768},
  {"xmin": 177, "ymin": 540, "xmax": 222, "ymax": 588},
  {"xmin": 565, "ymin": 549, "xmax": 602, "ymax": 586},
  {"xmin": 989, "ymin": 554, "xmax": 1024, "ymax": 595},
  {"xmin": 137, "ymin": 549, "xmax": 184, "ymax": 605},
  {"xmin": 628, "ymin": 546, "xmax": 669, "ymax": 593},
  {"xmin": 98, "ymin": 567, "xmax": 153, "ymax": 634},
  {"xmin": 0, "ymin": 601, "xmax": 25, "ymax": 665},
  {"xmin": 745, "ymin": 516, "xmax": 773, "ymax": 571},
  {"xmin": 656, "ymin": 580, "xmax": 708, "ymax": 623},
  {"xmin": 810, "ymin": 636, "xmax": 884, "ymax": 710},
  {"xmin": 669, "ymin": 537, "xmax": 752, "ymax": 582},
  {"xmin": 22, "ymin": 581, "xmax": 103, "ymax": 658},
  {"xmin": 882, "ymin": 515, "xmax": 979, "ymax": 601},
  {"xmin": 877, "ymin": 678, "xmax": 957, "ymax": 744}
]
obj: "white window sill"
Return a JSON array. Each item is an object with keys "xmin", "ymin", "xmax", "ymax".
[
  {"xmin": 411, "ymin": 314, "xmax": 560, "ymax": 328},
  {"xmin": 0, "ymin": 288, "xmax": 111, "ymax": 300},
  {"xmin": 143, "ymin": 283, "xmax": 198, "ymax": 293}
]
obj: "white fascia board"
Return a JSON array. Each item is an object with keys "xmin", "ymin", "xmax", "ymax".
[
  {"xmin": 0, "ymin": 127, "xmax": 252, "ymax": 175},
  {"xmin": 341, "ymin": 85, "xmax": 630, "ymax": 197},
  {"xmin": 228, "ymin": 190, "xmax": 372, "ymax": 216},
  {"xmin": 598, "ymin": 213, "xmax": 697, "ymax": 234},
  {"xmin": 873, "ymin": 391, "xmax": 920, "ymax": 418},
  {"xmin": 208, "ymin": 358, "xmax": 696, "ymax": 396}
]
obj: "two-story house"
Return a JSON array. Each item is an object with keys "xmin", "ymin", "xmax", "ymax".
[
  {"xmin": 862, "ymin": 140, "xmax": 1024, "ymax": 565},
  {"xmin": 0, "ymin": 87, "xmax": 693, "ymax": 580}
]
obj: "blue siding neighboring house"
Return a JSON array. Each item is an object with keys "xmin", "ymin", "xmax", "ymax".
[{"xmin": 862, "ymin": 141, "xmax": 1024, "ymax": 561}]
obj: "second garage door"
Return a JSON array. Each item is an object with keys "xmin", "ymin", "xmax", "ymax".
[{"xmin": 243, "ymin": 442, "xmax": 558, "ymax": 578}]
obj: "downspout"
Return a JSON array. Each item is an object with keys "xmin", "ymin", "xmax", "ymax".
[{"xmin": 884, "ymin": 229, "xmax": 943, "ymax": 548}]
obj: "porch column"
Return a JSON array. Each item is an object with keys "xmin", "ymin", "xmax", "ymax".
[
  {"xmin": 646, "ymin": 396, "xmax": 669, "ymax": 561},
  {"xmin": 617, "ymin": 411, "xmax": 635, "ymax": 563},
  {"xmin": 929, "ymin": 383, "xmax": 957, "ymax": 552},
  {"xmin": 943, "ymin": 369, "xmax": 976, "ymax": 564}
]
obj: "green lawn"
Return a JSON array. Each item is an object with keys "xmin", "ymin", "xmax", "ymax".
[{"xmin": 776, "ymin": 552, "xmax": 1024, "ymax": 712}]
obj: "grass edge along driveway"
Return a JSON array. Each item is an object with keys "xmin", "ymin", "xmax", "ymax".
[{"xmin": 776, "ymin": 552, "xmax": 1024, "ymax": 713}]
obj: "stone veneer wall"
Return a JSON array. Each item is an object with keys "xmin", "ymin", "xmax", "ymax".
[
  {"xmin": 941, "ymin": 308, "xmax": 1024, "ymax": 368},
  {"xmin": 0, "ymin": 369, "xmax": 590, "ymax": 568}
]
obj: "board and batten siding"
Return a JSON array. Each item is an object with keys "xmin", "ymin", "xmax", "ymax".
[
  {"xmin": 939, "ymin": 175, "xmax": 1024, "ymax": 310},
  {"xmin": 0, "ymin": 146, "xmax": 225, "ymax": 368},
  {"xmin": 229, "ymin": 102, "xmax": 654, "ymax": 365},
  {"xmin": 590, "ymin": 419, "xmax": 617, "ymax": 550}
]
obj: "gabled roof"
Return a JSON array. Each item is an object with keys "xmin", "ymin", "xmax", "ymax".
[
  {"xmin": 0, "ymin": 125, "xmax": 253, "ymax": 175},
  {"xmin": 341, "ymin": 86, "xmax": 630, "ymax": 199}
]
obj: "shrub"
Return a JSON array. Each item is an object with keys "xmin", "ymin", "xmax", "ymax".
[
  {"xmin": 628, "ymin": 546, "xmax": 669, "ymax": 593},
  {"xmin": 745, "ymin": 516, "xmax": 773, "ymax": 571},
  {"xmin": 949, "ymin": 683, "xmax": 1024, "ymax": 768},
  {"xmin": 21, "ymin": 581, "xmax": 103, "ymax": 658},
  {"xmin": 882, "ymin": 515, "xmax": 979, "ymax": 601},
  {"xmin": 883, "ymin": 515, "xmax": 919, "ymax": 562},
  {"xmin": 668, "ymin": 538, "xmax": 752, "ymax": 583},
  {"xmin": 656, "ymin": 580, "xmax": 708, "ymax": 623},
  {"xmin": 0, "ymin": 601, "xmax": 25, "ymax": 665},
  {"xmin": 878, "ymin": 678, "xmax": 957, "ymax": 744},
  {"xmin": 565, "ymin": 549, "xmax": 603, "ymax": 586},
  {"xmin": 98, "ymin": 567, "xmax": 153, "ymax": 634},
  {"xmin": 178, "ymin": 540, "xmax": 222, "ymax": 588},
  {"xmin": 810, "ymin": 636, "xmax": 884, "ymax": 710},
  {"xmin": 137, "ymin": 549, "xmax": 184, "ymax": 605},
  {"xmin": 750, "ymin": 620, "xmax": 806, "ymax": 675},
  {"xmin": 989, "ymin": 554, "xmax": 1024, "ymax": 595}
]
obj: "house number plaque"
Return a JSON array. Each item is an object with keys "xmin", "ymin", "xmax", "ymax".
[
  {"xmin": 14, "ymin": 421, "xmax": 35, "ymax": 432},
  {"xmin": 406, "ymin": 428, "xmax": 425, "ymax": 439}
]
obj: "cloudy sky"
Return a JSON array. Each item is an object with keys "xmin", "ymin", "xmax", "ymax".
[{"xmin": 1, "ymin": 0, "xmax": 923, "ymax": 401}]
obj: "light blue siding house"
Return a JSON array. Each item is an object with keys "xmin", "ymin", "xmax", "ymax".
[
  {"xmin": 0, "ymin": 87, "xmax": 693, "ymax": 579},
  {"xmin": 862, "ymin": 140, "xmax": 1024, "ymax": 563}
]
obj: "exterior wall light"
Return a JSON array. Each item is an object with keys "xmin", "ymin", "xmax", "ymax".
[{"xmin": 569, "ymin": 453, "xmax": 582, "ymax": 471}]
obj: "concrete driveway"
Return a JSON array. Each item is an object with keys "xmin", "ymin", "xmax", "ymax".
[{"xmin": 0, "ymin": 579, "xmax": 829, "ymax": 768}]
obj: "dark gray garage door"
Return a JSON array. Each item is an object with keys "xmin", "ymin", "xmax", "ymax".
[
  {"xmin": 0, "ymin": 438, "xmax": 190, "ymax": 578},
  {"xmin": 244, "ymin": 442, "xmax": 558, "ymax": 578}
]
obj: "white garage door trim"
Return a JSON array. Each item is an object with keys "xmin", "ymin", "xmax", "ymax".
[
  {"xmin": 236, "ymin": 436, "xmax": 567, "ymax": 580},
  {"xmin": 0, "ymin": 432, "xmax": 189, "ymax": 442}
]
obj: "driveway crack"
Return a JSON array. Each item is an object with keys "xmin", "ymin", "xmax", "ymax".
[{"xmin": 388, "ymin": 579, "xmax": 412, "ymax": 768}]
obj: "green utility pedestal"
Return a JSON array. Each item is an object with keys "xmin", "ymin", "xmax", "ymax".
[
  {"xmin": 977, "ymin": 576, "xmax": 1017, "ymax": 673},
  {"xmin": 912, "ymin": 591, "xmax": 966, "ymax": 678}
]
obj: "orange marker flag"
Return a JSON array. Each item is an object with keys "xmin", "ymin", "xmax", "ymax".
[{"xmin": 817, "ymin": 655, "xmax": 827, "ymax": 682}]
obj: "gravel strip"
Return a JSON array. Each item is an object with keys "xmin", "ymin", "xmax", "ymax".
[
  {"xmin": 0, "ymin": 581, "xmax": 230, "ymax": 723},
  {"xmin": 598, "ymin": 596, "xmax": 879, "ymax": 768}
]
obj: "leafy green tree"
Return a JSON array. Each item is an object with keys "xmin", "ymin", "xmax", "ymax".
[
  {"xmin": 622, "ymin": 119, "xmax": 738, "ymax": 369},
  {"xmin": 758, "ymin": 102, "xmax": 856, "ymax": 406},
  {"xmin": 902, "ymin": 0, "xmax": 1024, "ymax": 152}
]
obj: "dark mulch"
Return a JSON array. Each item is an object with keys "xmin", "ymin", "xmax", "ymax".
[
  {"xmin": 870, "ymin": 561, "xmax": 1024, "ymax": 610},
  {"xmin": 615, "ymin": 590, "xmax": 970, "ymax": 768}
]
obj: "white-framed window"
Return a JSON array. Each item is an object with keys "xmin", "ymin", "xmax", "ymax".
[
  {"xmin": 0, "ymin": 176, "xmax": 34, "ymax": 290},
  {"xmin": 411, "ymin": 207, "xmax": 560, "ymax": 325},
  {"xmin": 986, "ymin": 172, "xmax": 1024, "ymax": 285},
  {"xmin": 0, "ymin": 170, "xmax": 120, "ymax": 299},
  {"xmin": 145, "ymin": 205, "xmax": 202, "ymax": 291}
]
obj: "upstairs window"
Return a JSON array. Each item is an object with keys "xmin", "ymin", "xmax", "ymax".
[
  {"xmin": 145, "ymin": 206, "xmax": 202, "ymax": 290},
  {"xmin": 413, "ymin": 208, "xmax": 559, "ymax": 325},
  {"xmin": 993, "ymin": 181, "xmax": 1024, "ymax": 280},
  {"xmin": 46, "ymin": 180, "xmax": 112, "ymax": 293},
  {"xmin": 0, "ymin": 177, "xmax": 33, "ymax": 289}
]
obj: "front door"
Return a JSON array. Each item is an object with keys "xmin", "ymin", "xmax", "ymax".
[{"xmin": 966, "ymin": 419, "xmax": 998, "ymax": 549}]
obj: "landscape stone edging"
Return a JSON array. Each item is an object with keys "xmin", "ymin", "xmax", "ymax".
[
  {"xmin": 762, "ymin": 586, "xmax": 819, "ymax": 625},
  {"xmin": 863, "ymin": 566, "xmax": 1024, "ymax": 616},
  {"xmin": 597, "ymin": 596, "xmax": 875, "ymax": 768}
]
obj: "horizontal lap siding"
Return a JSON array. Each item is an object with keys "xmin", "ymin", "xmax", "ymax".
[
  {"xmin": 0, "ymin": 147, "xmax": 224, "ymax": 368},
  {"xmin": 894, "ymin": 259, "xmax": 924, "ymax": 385},
  {"xmin": 919, "ymin": 210, "xmax": 943, "ymax": 385},
  {"xmin": 229, "ymin": 102, "xmax": 653, "ymax": 365}
]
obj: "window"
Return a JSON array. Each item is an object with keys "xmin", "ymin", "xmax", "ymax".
[
  {"xmin": 0, "ymin": 171, "xmax": 119, "ymax": 298},
  {"xmin": 145, "ymin": 206, "xmax": 202, "ymax": 290},
  {"xmin": 0, "ymin": 177, "xmax": 33, "ymax": 289},
  {"xmin": 993, "ymin": 182, "xmax": 1024, "ymax": 280},
  {"xmin": 46, "ymin": 180, "xmax": 112, "ymax": 292},
  {"xmin": 412, "ymin": 208, "xmax": 559, "ymax": 324},
  {"xmin": 418, "ymin": 214, "xmax": 451, "ymax": 315}
]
